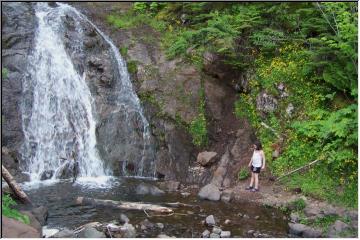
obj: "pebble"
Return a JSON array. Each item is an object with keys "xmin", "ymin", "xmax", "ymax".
[
  {"xmin": 254, "ymin": 216, "xmax": 260, "ymax": 220},
  {"xmin": 237, "ymin": 213, "xmax": 243, "ymax": 217},
  {"xmin": 181, "ymin": 192, "xmax": 191, "ymax": 197},
  {"xmin": 156, "ymin": 223, "xmax": 164, "ymax": 229},
  {"xmin": 157, "ymin": 234, "xmax": 171, "ymax": 238},
  {"xmin": 220, "ymin": 231, "xmax": 231, "ymax": 238},
  {"xmin": 210, "ymin": 233, "xmax": 220, "ymax": 238},
  {"xmin": 247, "ymin": 230, "xmax": 255, "ymax": 235},
  {"xmin": 205, "ymin": 215, "xmax": 216, "ymax": 226},
  {"xmin": 202, "ymin": 229, "xmax": 210, "ymax": 238},
  {"xmin": 187, "ymin": 211, "xmax": 194, "ymax": 215},
  {"xmin": 224, "ymin": 219, "xmax": 231, "ymax": 225},
  {"xmin": 212, "ymin": 227, "xmax": 222, "ymax": 234},
  {"xmin": 243, "ymin": 214, "xmax": 249, "ymax": 219}
]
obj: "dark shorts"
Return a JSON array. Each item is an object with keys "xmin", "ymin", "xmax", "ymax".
[{"xmin": 251, "ymin": 166, "xmax": 261, "ymax": 173}]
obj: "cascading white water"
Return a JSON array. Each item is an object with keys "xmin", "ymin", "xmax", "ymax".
[
  {"xmin": 21, "ymin": 3, "xmax": 108, "ymax": 181},
  {"xmin": 21, "ymin": 2, "xmax": 156, "ymax": 182}
]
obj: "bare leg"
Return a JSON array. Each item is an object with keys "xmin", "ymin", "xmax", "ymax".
[
  {"xmin": 249, "ymin": 172, "xmax": 254, "ymax": 187},
  {"xmin": 254, "ymin": 173, "xmax": 259, "ymax": 189}
]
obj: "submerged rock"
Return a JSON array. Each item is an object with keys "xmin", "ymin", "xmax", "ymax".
[
  {"xmin": 156, "ymin": 223, "xmax": 165, "ymax": 229},
  {"xmin": 135, "ymin": 183, "xmax": 165, "ymax": 196},
  {"xmin": 78, "ymin": 227, "xmax": 106, "ymax": 238},
  {"xmin": 119, "ymin": 213, "xmax": 129, "ymax": 224},
  {"xmin": 52, "ymin": 228, "xmax": 75, "ymax": 238},
  {"xmin": 198, "ymin": 184, "xmax": 221, "ymax": 201},
  {"xmin": 158, "ymin": 181, "xmax": 180, "ymax": 192},
  {"xmin": 140, "ymin": 219, "xmax": 155, "ymax": 230}
]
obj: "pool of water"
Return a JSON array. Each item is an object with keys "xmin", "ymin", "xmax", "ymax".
[{"xmin": 21, "ymin": 177, "xmax": 289, "ymax": 237}]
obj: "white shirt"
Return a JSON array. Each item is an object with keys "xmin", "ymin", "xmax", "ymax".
[{"xmin": 251, "ymin": 150, "xmax": 263, "ymax": 167}]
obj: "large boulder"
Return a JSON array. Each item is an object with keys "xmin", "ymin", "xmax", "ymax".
[
  {"xmin": 198, "ymin": 184, "xmax": 221, "ymax": 201},
  {"xmin": 2, "ymin": 216, "xmax": 41, "ymax": 238},
  {"xmin": 327, "ymin": 220, "xmax": 351, "ymax": 237},
  {"xmin": 20, "ymin": 211, "xmax": 42, "ymax": 234},
  {"xmin": 31, "ymin": 206, "xmax": 48, "ymax": 226},
  {"xmin": 288, "ymin": 223, "xmax": 308, "ymax": 236},
  {"xmin": 197, "ymin": 151, "xmax": 217, "ymax": 166}
]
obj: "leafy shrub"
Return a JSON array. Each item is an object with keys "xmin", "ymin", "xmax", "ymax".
[
  {"xmin": 238, "ymin": 167, "xmax": 250, "ymax": 180},
  {"xmin": 189, "ymin": 87, "xmax": 208, "ymax": 147},
  {"xmin": 2, "ymin": 194, "xmax": 30, "ymax": 224},
  {"xmin": 133, "ymin": 2, "xmax": 147, "ymax": 13}
]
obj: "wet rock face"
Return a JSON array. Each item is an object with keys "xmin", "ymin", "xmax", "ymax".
[
  {"xmin": 256, "ymin": 91, "xmax": 278, "ymax": 114},
  {"xmin": 2, "ymin": 2, "xmax": 36, "ymax": 181}
]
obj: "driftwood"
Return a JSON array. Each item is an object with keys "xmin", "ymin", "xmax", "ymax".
[
  {"xmin": 276, "ymin": 159, "xmax": 322, "ymax": 181},
  {"xmin": 1, "ymin": 165, "xmax": 31, "ymax": 204},
  {"xmin": 163, "ymin": 202, "xmax": 199, "ymax": 208},
  {"xmin": 75, "ymin": 197, "xmax": 173, "ymax": 213}
]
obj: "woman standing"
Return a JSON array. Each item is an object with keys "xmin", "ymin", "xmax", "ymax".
[{"xmin": 245, "ymin": 141, "xmax": 266, "ymax": 192}]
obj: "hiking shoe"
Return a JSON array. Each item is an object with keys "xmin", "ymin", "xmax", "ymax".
[
  {"xmin": 245, "ymin": 186, "xmax": 253, "ymax": 190},
  {"xmin": 251, "ymin": 188, "xmax": 259, "ymax": 192}
]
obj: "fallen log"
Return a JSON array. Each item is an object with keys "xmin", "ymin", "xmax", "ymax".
[
  {"xmin": 75, "ymin": 197, "xmax": 173, "ymax": 213},
  {"xmin": 1, "ymin": 165, "xmax": 31, "ymax": 204},
  {"xmin": 163, "ymin": 202, "xmax": 199, "ymax": 208},
  {"xmin": 276, "ymin": 159, "xmax": 322, "ymax": 181}
]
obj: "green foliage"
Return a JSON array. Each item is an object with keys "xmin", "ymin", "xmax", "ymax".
[
  {"xmin": 290, "ymin": 198, "xmax": 306, "ymax": 211},
  {"xmin": 2, "ymin": 68, "xmax": 8, "ymax": 79},
  {"xmin": 2, "ymin": 194, "xmax": 30, "ymax": 224},
  {"xmin": 237, "ymin": 167, "xmax": 250, "ymax": 180},
  {"xmin": 189, "ymin": 86, "xmax": 208, "ymax": 147},
  {"xmin": 107, "ymin": 2, "xmax": 357, "ymax": 208},
  {"xmin": 133, "ymin": 2, "xmax": 147, "ymax": 13}
]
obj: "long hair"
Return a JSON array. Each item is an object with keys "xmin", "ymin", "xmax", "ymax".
[{"xmin": 254, "ymin": 140, "xmax": 262, "ymax": 150}]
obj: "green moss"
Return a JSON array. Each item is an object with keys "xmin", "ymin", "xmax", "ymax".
[
  {"xmin": 119, "ymin": 46, "xmax": 128, "ymax": 57},
  {"xmin": 2, "ymin": 67, "xmax": 8, "ymax": 79},
  {"xmin": 127, "ymin": 60, "xmax": 138, "ymax": 74}
]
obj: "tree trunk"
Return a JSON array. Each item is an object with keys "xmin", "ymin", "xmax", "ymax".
[
  {"xmin": 1, "ymin": 165, "xmax": 31, "ymax": 204},
  {"xmin": 75, "ymin": 197, "xmax": 173, "ymax": 213}
]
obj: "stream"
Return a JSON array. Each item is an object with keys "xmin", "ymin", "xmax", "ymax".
[{"xmin": 21, "ymin": 178, "xmax": 289, "ymax": 238}]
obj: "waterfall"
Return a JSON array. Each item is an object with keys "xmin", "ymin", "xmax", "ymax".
[{"xmin": 20, "ymin": 2, "xmax": 155, "ymax": 182}]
